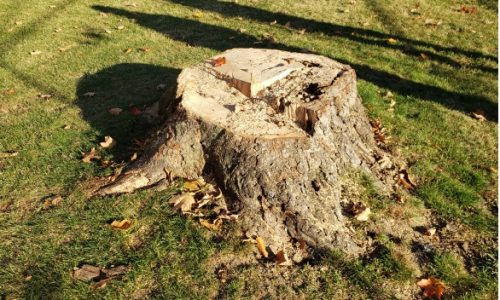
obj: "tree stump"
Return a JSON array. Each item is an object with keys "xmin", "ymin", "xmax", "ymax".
[{"xmin": 97, "ymin": 49, "xmax": 396, "ymax": 257}]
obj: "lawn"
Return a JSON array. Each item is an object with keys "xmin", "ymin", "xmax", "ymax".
[{"xmin": 0, "ymin": 0, "xmax": 497, "ymax": 299}]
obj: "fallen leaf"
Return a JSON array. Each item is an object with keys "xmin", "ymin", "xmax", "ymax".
[
  {"xmin": 459, "ymin": 5, "xmax": 478, "ymax": 14},
  {"xmin": 99, "ymin": 136, "xmax": 116, "ymax": 149},
  {"xmin": 183, "ymin": 179, "xmax": 204, "ymax": 192},
  {"xmin": 384, "ymin": 91, "xmax": 394, "ymax": 98},
  {"xmin": 117, "ymin": 25, "xmax": 125, "ymax": 30},
  {"xmin": 298, "ymin": 28, "xmax": 306, "ymax": 35},
  {"xmin": 111, "ymin": 219, "xmax": 132, "ymax": 230},
  {"xmin": 129, "ymin": 106, "xmax": 142, "ymax": 116},
  {"xmin": 471, "ymin": 110, "xmax": 486, "ymax": 122},
  {"xmin": 24, "ymin": 275, "xmax": 32, "ymax": 281},
  {"xmin": 299, "ymin": 239, "xmax": 307, "ymax": 251},
  {"xmin": 130, "ymin": 152, "xmax": 138, "ymax": 161},
  {"xmin": 424, "ymin": 19, "xmax": 442, "ymax": 26},
  {"xmin": 199, "ymin": 218, "xmax": 222, "ymax": 231},
  {"xmin": 108, "ymin": 107, "xmax": 123, "ymax": 115},
  {"xmin": 193, "ymin": 11, "xmax": 204, "ymax": 18},
  {"xmin": 417, "ymin": 277, "xmax": 445, "ymax": 299},
  {"xmin": 105, "ymin": 29, "xmax": 112, "ymax": 34},
  {"xmin": 387, "ymin": 38, "xmax": 398, "ymax": 45},
  {"xmin": 58, "ymin": 45, "xmax": 74, "ymax": 52},
  {"xmin": 43, "ymin": 195, "xmax": 63, "ymax": 210},
  {"xmin": 2, "ymin": 89, "xmax": 15, "ymax": 95},
  {"xmin": 83, "ymin": 92, "xmax": 96, "ymax": 97},
  {"xmin": 419, "ymin": 53, "xmax": 429, "ymax": 61},
  {"xmin": 270, "ymin": 20, "xmax": 277, "ymax": 25},
  {"xmin": 91, "ymin": 278, "xmax": 111, "ymax": 289},
  {"xmin": 55, "ymin": 28, "xmax": 62, "ymax": 32},
  {"xmin": 102, "ymin": 265, "xmax": 128, "ymax": 277},
  {"xmin": 425, "ymin": 227, "xmax": 437, "ymax": 236},
  {"xmin": 73, "ymin": 265, "xmax": 101, "ymax": 282},
  {"xmin": 168, "ymin": 193, "xmax": 196, "ymax": 213},
  {"xmin": 38, "ymin": 93, "xmax": 52, "ymax": 99},
  {"xmin": 398, "ymin": 169, "xmax": 416, "ymax": 190},
  {"xmin": 212, "ymin": 56, "xmax": 226, "ymax": 67},
  {"xmin": 125, "ymin": 3, "xmax": 137, "ymax": 7},
  {"xmin": 275, "ymin": 250, "xmax": 291, "ymax": 265},
  {"xmin": 30, "ymin": 50, "xmax": 42, "ymax": 55},
  {"xmin": 82, "ymin": 148, "xmax": 99, "ymax": 163},
  {"xmin": 0, "ymin": 151, "xmax": 18, "ymax": 158},
  {"xmin": 124, "ymin": 48, "xmax": 133, "ymax": 53},
  {"xmin": 255, "ymin": 236, "xmax": 269, "ymax": 258},
  {"xmin": 139, "ymin": 47, "xmax": 151, "ymax": 52},
  {"xmin": 350, "ymin": 202, "xmax": 371, "ymax": 221},
  {"xmin": 410, "ymin": 8, "xmax": 420, "ymax": 15}
]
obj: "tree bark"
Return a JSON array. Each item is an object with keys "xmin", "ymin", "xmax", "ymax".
[{"xmin": 97, "ymin": 49, "xmax": 397, "ymax": 257}]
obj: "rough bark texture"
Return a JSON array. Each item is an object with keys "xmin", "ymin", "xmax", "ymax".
[{"xmin": 97, "ymin": 49, "xmax": 396, "ymax": 257}]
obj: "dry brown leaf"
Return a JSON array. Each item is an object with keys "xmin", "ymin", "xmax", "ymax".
[
  {"xmin": 124, "ymin": 48, "xmax": 133, "ymax": 53},
  {"xmin": 130, "ymin": 106, "xmax": 142, "ymax": 116},
  {"xmin": 83, "ymin": 92, "xmax": 96, "ymax": 97},
  {"xmin": 102, "ymin": 265, "xmax": 128, "ymax": 277},
  {"xmin": 425, "ymin": 227, "xmax": 437, "ymax": 236},
  {"xmin": 38, "ymin": 93, "xmax": 52, "ymax": 99},
  {"xmin": 424, "ymin": 19, "xmax": 442, "ymax": 26},
  {"xmin": 99, "ymin": 136, "xmax": 116, "ymax": 149},
  {"xmin": 58, "ymin": 45, "xmax": 74, "ymax": 52},
  {"xmin": 108, "ymin": 107, "xmax": 123, "ymax": 115},
  {"xmin": 130, "ymin": 152, "xmax": 138, "ymax": 161},
  {"xmin": 398, "ymin": 169, "xmax": 416, "ymax": 190},
  {"xmin": 387, "ymin": 38, "xmax": 398, "ymax": 45},
  {"xmin": 212, "ymin": 56, "xmax": 226, "ymax": 67},
  {"xmin": 459, "ymin": 5, "xmax": 478, "ymax": 14},
  {"xmin": 111, "ymin": 219, "xmax": 132, "ymax": 230},
  {"xmin": 275, "ymin": 250, "xmax": 291, "ymax": 265},
  {"xmin": 355, "ymin": 207, "xmax": 371, "ymax": 221},
  {"xmin": 471, "ymin": 110, "xmax": 486, "ymax": 122},
  {"xmin": 199, "ymin": 218, "xmax": 222, "ymax": 231},
  {"xmin": 3, "ymin": 89, "xmax": 15, "ymax": 95},
  {"xmin": 183, "ymin": 179, "xmax": 204, "ymax": 192},
  {"xmin": 299, "ymin": 239, "xmax": 307, "ymax": 251},
  {"xmin": 73, "ymin": 265, "xmax": 101, "ymax": 282},
  {"xmin": 82, "ymin": 148, "xmax": 99, "ymax": 163},
  {"xmin": 91, "ymin": 278, "xmax": 111, "ymax": 289},
  {"xmin": 168, "ymin": 193, "xmax": 196, "ymax": 213},
  {"xmin": 0, "ymin": 151, "xmax": 18, "ymax": 158},
  {"xmin": 139, "ymin": 47, "xmax": 151, "ymax": 52},
  {"xmin": 417, "ymin": 277, "xmax": 445, "ymax": 299},
  {"xmin": 43, "ymin": 195, "xmax": 63, "ymax": 210},
  {"xmin": 255, "ymin": 236, "xmax": 269, "ymax": 258},
  {"xmin": 270, "ymin": 20, "xmax": 277, "ymax": 25},
  {"xmin": 419, "ymin": 53, "xmax": 429, "ymax": 61}
]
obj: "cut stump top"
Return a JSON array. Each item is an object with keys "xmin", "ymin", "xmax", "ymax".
[{"xmin": 178, "ymin": 48, "xmax": 350, "ymax": 139}]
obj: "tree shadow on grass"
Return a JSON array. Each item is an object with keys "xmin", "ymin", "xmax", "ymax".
[
  {"xmin": 170, "ymin": 0, "xmax": 497, "ymax": 67},
  {"xmin": 76, "ymin": 63, "xmax": 180, "ymax": 160},
  {"xmin": 92, "ymin": 5, "xmax": 498, "ymax": 121}
]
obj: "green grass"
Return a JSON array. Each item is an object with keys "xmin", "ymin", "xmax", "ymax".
[{"xmin": 0, "ymin": 0, "xmax": 497, "ymax": 298}]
